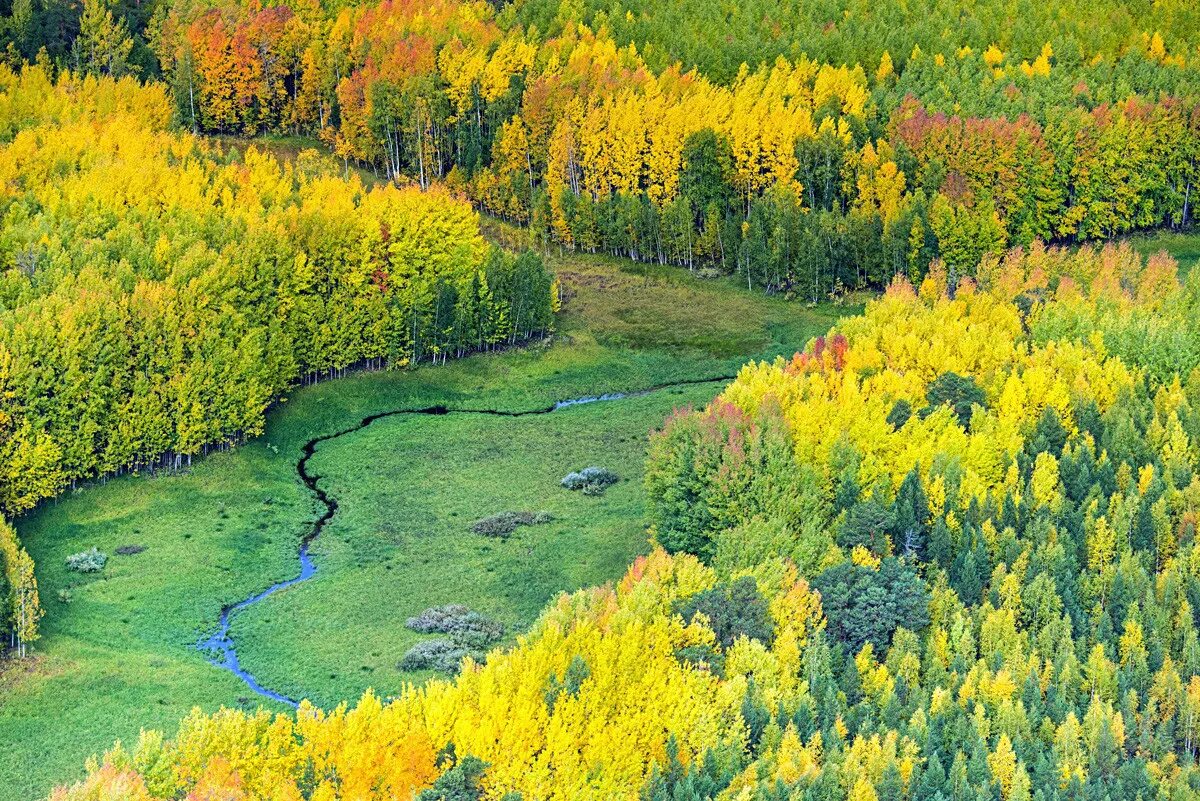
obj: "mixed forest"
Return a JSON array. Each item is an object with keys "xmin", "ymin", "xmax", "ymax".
[
  {"xmin": 4, "ymin": 0, "xmax": 1198, "ymax": 296},
  {"xmin": 0, "ymin": 0, "xmax": 1198, "ymax": 798}
]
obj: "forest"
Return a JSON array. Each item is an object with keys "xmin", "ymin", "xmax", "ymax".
[
  {"xmin": 4, "ymin": 0, "xmax": 1197, "ymax": 297},
  {"xmin": 0, "ymin": 0, "xmax": 1198, "ymax": 798}
]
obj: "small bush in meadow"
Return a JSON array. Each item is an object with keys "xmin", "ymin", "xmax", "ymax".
[
  {"xmin": 65, "ymin": 547, "xmax": 107, "ymax": 573},
  {"xmin": 401, "ymin": 605, "xmax": 506, "ymax": 673},
  {"xmin": 406, "ymin": 603, "xmax": 473, "ymax": 633},
  {"xmin": 399, "ymin": 639, "xmax": 472, "ymax": 672},
  {"xmin": 560, "ymin": 466, "xmax": 619, "ymax": 495},
  {"xmin": 470, "ymin": 511, "xmax": 553, "ymax": 538},
  {"xmin": 406, "ymin": 604, "xmax": 505, "ymax": 643}
]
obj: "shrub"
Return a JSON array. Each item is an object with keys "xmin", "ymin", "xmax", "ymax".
[
  {"xmin": 114, "ymin": 544, "xmax": 146, "ymax": 556},
  {"xmin": 65, "ymin": 547, "xmax": 107, "ymax": 573},
  {"xmin": 406, "ymin": 604, "xmax": 506, "ymax": 643},
  {"xmin": 402, "ymin": 605, "xmax": 507, "ymax": 673},
  {"xmin": 399, "ymin": 639, "xmax": 473, "ymax": 673},
  {"xmin": 469, "ymin": 511, "xmax": 552, "ymax": 538},
  {"xmin": 406, "ymin": 603, "xmax": 472, "ymax": 633},
  {"xmin": 560, "ymin": 466, "xmax": 619, "ymax": 495}
]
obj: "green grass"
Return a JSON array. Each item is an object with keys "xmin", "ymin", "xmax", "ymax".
[
  {"xmin": 0, "ymin": 448, "xmax": 308, "ymax": 796},
  {"xmin": 0, "ymin": 242, "xmax": 847, "ymax": 799},
  {"xmin": 1121, "ymin": 229, "xmax": 1200, "ymax": 276},
  {"xmin": 232, "ymin": 384, "xmax": 722, "ymax": 705}
]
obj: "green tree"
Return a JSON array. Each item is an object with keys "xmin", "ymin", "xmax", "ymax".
[
  {"xmin": 680, "ymin": 128, "xmax": 734, "ymax": 214},
  {"xmin": 0, "ymin": 517, "xmax": 41, "ymax": 658},
  {"xmin": 813, "ymin": 557, "xmax": 930, "ymax": 653},
  {"xmin": 924, "ymin": 372, "xmax": 987, "ymax": 429},
  {"xmin": 73, "ymin": 0, "xmax": 135, "ymax": 77},
  {"xmin": 417, "ymin": 749, "xmax": 489, "ymax": 801},
  {"xmin": 676, "ymin": 576, "xmax": 775, "ymax": 650}
]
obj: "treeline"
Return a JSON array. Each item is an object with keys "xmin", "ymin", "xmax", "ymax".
[
  {"xmin": 0, "ymin": 65, "xmax": 554, "ymax": 653},
  {"xmin": 7, "ymin": 0, "xmax": 1194, "ymax": 296},
  {"xmin": 511, "ymin": 0, "xmax": 1200, "ymax": 86},
  {"xmin": 49, "ymin": 243, "xmax": 1200, "ymax": 800},
  {"xmin": 0, "ymin": 518, "xmax": 38, "ymax": 659}
]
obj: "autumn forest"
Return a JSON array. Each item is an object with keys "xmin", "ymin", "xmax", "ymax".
[{"xmin": 1, "ymin": 0, "xmax": 1199, "ymax": 799}]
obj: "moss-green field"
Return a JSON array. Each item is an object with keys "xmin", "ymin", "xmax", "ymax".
[
  {"xmin": 1125, "ymin": 229, "xmax": 1200, "ymax": 275},
  {"xmin": 232, "ymin": 384, "xmax": 724, "ymax": 705},
  {"xmin": 0, "ymin": 244, "xmax": 850, "ymax": 799}
]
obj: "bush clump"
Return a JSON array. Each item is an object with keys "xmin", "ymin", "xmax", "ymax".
[
  {"xmin": 560, "ymin": 466, "xmax": 619, "ymax": 495},
  {"xmin": 470, "ymin": 511, "xmax": 553, "ymax": 538},
  {"xmin": 65, "ymin": 547, "xmax": 107, "ymax": 573},
  {"xmin": 406, "ymin": 604, "xmax": 506, "ymax": 644},
  {"xmin": 401, "ymin": 605, "xmax": 507, "ymax": 673},
  {"xmin": 399, "ymin": 639, "xmax": 473, "ymax": 673}
]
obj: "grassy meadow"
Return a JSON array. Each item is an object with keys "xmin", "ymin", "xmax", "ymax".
[{"xmin": 1125, "ymin": 229, "xmax": 1200, "ymax": 275}]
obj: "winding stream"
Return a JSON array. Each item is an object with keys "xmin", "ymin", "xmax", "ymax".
[{"xmin": 197, "ymin": 376, "xmax": 732, "ymax": 706}]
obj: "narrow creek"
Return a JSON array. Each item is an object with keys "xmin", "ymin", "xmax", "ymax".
[{"xmin": 197, "ymin": 376, "xmax": 733, "ymax": 706}]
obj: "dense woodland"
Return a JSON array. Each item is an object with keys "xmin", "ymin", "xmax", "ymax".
[
  {"xmin": 1, "ymin": 0, "xmax": 1200, "ymax": 798},
  {"xmin": 48, "ymin": 244, "xmax": 1200, "ymax": 800},
  {"xmin": 3, "ymin": 0, "xmax": 1197, "ymax": 297},
  {"xmin": 0, "ymin": 67, "xmax": 555, "ymax": 655}
]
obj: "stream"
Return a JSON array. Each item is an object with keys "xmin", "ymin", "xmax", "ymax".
[{"xmin": 197, "ymin": 376, "xmax": 732, "ymax": 706}]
